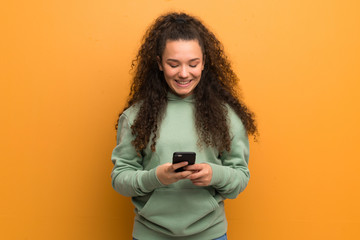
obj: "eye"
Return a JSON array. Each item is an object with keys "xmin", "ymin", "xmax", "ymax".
[
  {"xmin": 189, "ymin": 64, "xmax": 198, "ymax": 68},
  {"xmin": 170, "ymin": 65, "xmax": 179, "ymax": 68}
]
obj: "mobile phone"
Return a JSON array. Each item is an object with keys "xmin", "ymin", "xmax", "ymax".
[{"xmin": 172, "ymin": 152, "xmax": 196, "ymax": 172}]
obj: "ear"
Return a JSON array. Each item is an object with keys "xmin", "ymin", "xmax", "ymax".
[{"xmin": 157, "ymin": 56, "xmax": 163, "ymax": 71}]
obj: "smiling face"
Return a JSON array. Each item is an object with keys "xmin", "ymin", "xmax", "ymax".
[{"xmin": 158, "ymin": 40, "xmax": 204, "ymax": 98}]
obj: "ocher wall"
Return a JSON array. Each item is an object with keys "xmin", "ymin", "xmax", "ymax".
[{"xmin": 1, "ymin": 0, "xmax": 359, "ymax": 239}]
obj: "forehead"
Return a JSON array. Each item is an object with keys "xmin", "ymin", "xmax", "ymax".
[{"xmin": 162, "ymin": 40, "xmax": 203, "ymax": 59}]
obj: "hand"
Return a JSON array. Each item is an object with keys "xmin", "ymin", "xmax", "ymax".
[
  {"xmin": 185, "ymin": 163, "xmax": 213, "ymax": 186},
  {"xmin": 156, "ymin": 162, "xmax": 193, "ymax": 185}
]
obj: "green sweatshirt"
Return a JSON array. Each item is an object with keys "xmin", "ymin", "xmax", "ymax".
[{"xmin": 111, "ymin": 93, "xmax": 250, "ymax": 240}]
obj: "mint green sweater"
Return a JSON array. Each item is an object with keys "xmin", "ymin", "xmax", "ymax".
[{"xmin": 111, "ymin": 93, "xmax": 250, "ymax": 240}]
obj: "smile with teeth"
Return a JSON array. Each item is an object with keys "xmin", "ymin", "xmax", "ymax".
[{"xmin": 175, "ymin": 80, "xmax": 192, "ymax": 85}]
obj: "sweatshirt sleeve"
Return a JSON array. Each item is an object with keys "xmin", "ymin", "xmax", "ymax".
[
  {"xmin": 111, "ymin": 113, "xmax": 164, "ymax": 197},
  {"xmin": 208, "ymin": 113, "xmax": 250, "ymax": 199}
]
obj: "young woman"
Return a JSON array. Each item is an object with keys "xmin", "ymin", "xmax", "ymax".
[{"xmin": 111, "ymin": 12, "xmax": 257, "ymax": 240}]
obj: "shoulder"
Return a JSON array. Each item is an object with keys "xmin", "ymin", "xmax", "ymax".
[
  {"xmin": 226, "ymin": 105, "xmax": 246, "ymax": 134},
  {"xmin": 119, "ymin": 103, "xmax": 141, "ymax": 126}
]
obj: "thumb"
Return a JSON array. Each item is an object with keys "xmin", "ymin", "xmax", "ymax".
[{"xmin": 185, "ymin": 163, "xmax": 202, "ymax": 171}]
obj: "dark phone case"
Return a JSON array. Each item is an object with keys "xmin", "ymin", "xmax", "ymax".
[{"xmin": 172, "ymin": 152, "xmax": 196, "ymax": 172}]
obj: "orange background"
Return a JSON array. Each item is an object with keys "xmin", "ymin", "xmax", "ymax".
[{"xmin": 1, "ymin": 0, "xmax": 360, "ymax": 239}]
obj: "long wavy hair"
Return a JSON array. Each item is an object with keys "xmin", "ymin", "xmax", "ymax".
[{"xmin": 117, "ymin": 12, "xmax": 258, "ymax": 154}]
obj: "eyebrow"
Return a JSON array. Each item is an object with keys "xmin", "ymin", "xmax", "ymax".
[{"xmin": 166, "ymin": 58, "xmax": 201, "ymax": 63}]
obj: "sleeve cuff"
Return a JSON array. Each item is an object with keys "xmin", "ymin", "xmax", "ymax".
[
  {"xmin": 139, "ymin": 167, "xmax": 165, "ymax": 192},
  {"xmin": 208, "ymin": 162, "xmax": 225, "ymax": 187}
]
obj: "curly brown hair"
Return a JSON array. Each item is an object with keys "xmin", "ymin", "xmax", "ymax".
[{"xmin": 117, "ymin": 12, "xmax": 258, "ymax": 153}]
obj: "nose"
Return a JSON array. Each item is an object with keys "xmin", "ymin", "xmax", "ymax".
[{"xmin": 178, "ymin": 66, "xmax": 189, "ymax": 78}]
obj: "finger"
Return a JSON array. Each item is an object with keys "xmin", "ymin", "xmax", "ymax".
[
  {"xmin": 177, "ymin": 170, "xmax": 194, "ymax": 179},
  {"xmin": 184, "ymin": 164, "xmax": 203, "ymax": 171},
  {"xmin": 186, "ymin": 171, "xmax": 204, "ymax": 180},
  {"xmin": 171, "ymin": 161, "xmax": 189, "ymax": 171}
]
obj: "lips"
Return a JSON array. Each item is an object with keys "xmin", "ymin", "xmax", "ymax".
[{"xmin": 175, "ymin": 80, "xmax": 192, "ymax": 86}]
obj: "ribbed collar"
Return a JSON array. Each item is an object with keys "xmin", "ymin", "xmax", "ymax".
[{"xmin": 167, "ymin": 91, "xmax": 195, "ymax": 103}]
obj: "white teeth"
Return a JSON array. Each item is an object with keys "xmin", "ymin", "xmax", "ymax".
[{"xmin": 176, "ymin": 80, "xmax": 191, "ymax": 85}]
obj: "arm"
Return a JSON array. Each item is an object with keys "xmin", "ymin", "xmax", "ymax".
[
  {"xmin": 209, "ymin": 116, "xmax": 250, "ymax": 199},
  {"xmin": 111, "ymin": 113, "xmax": 164, "ymax": 197},
  {"xmin": 186, "ymin": 114, "xmax": 250, "ymax": 199}
]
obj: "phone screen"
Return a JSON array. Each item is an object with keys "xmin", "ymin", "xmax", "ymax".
[{"xmin": 172, "ymin": 152, "xmax": 196, "ymax": 172}]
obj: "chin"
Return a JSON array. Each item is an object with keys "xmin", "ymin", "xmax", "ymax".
[{"xmin": 179, "ymin": 92, "xmax": 193, "ymax": 97}]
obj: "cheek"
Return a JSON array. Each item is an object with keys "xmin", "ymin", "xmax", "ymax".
[
  {"xmin": 163, "ymin": 68, "xmax": 176, "ymax": 78},
  {"xmin": 193, "ymin": 69, "xmax": 203, "ymax": 78}
]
